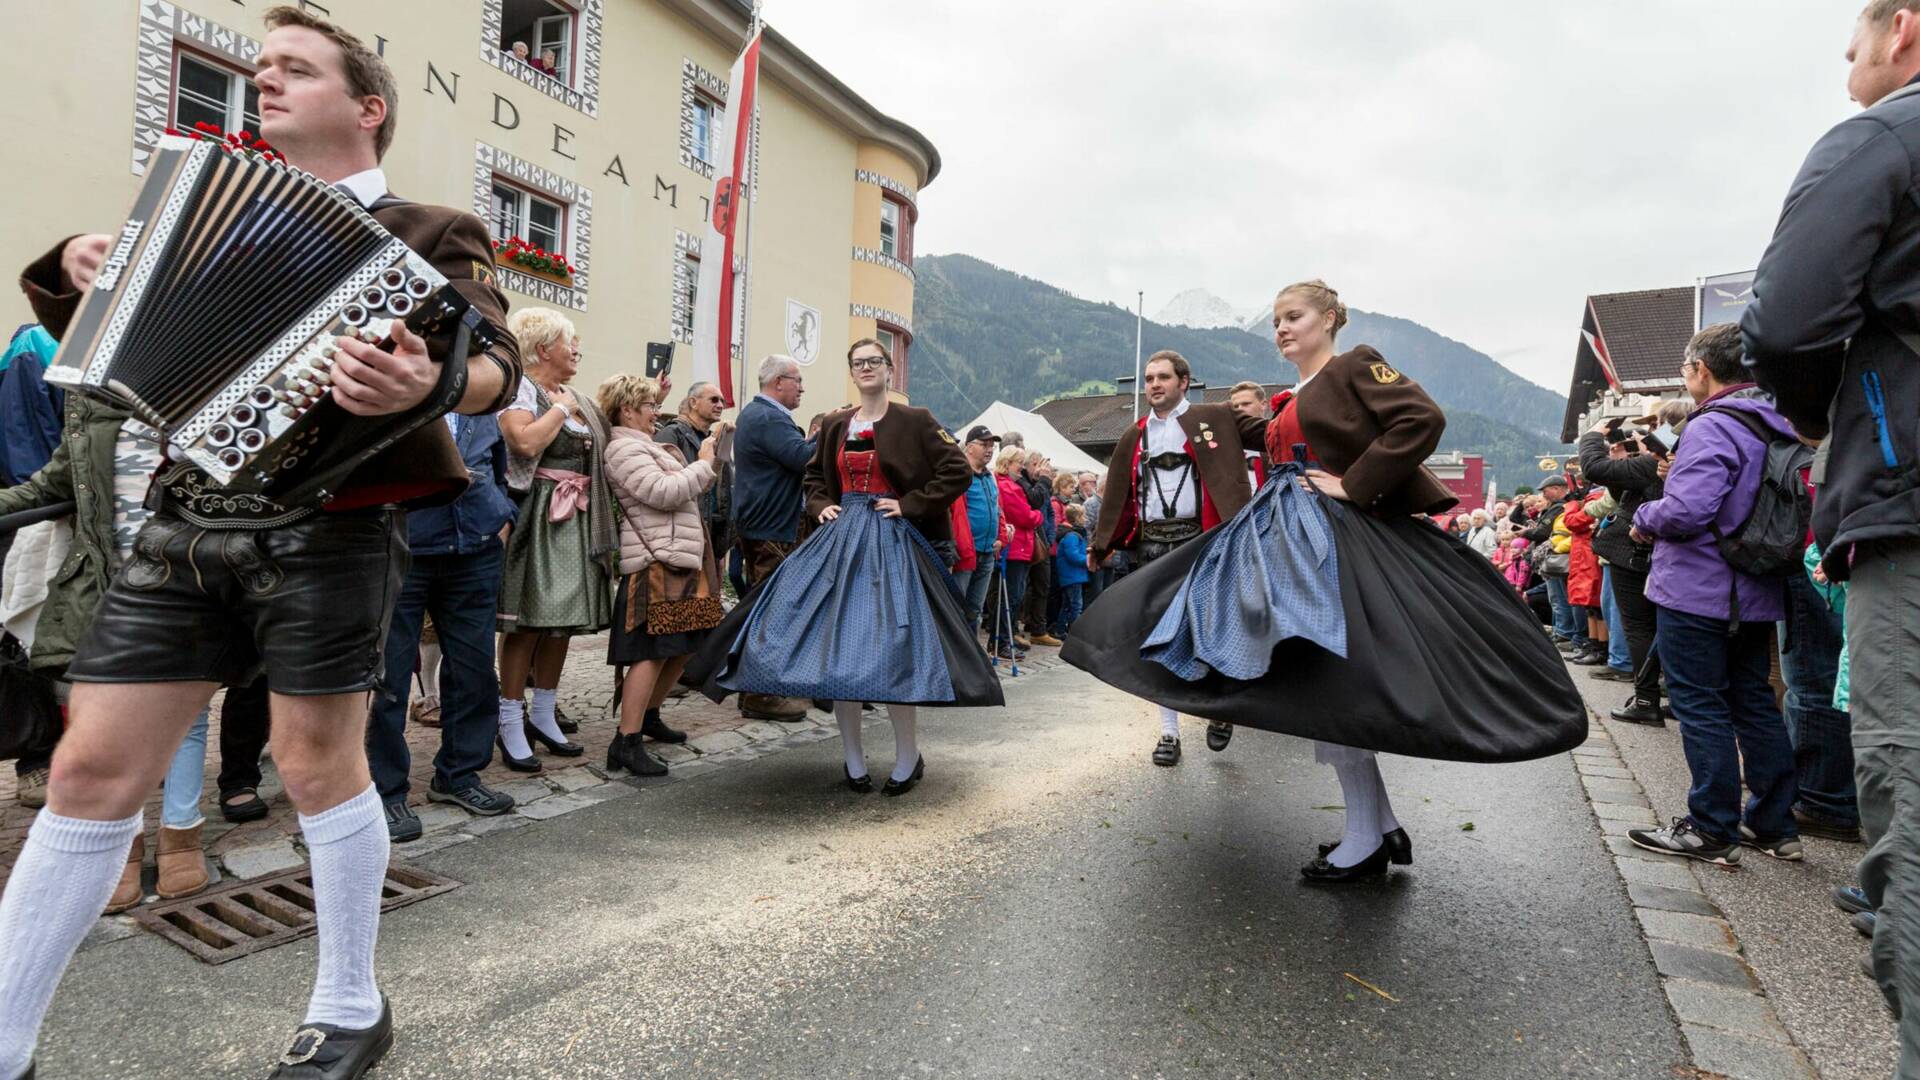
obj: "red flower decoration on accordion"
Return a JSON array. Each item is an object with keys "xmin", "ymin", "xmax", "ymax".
[{"xmin": 170, "ymin": 121, "xmax": 284, "ymax": 164}]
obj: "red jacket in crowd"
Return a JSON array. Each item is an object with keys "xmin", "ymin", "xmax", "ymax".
[
  {"xmin": 998, "ymin": 474, "xmax": 1042, "ymax": 562},
  {"xmin": 1562, "ymin": 493, "xmax": 1605, "ymax": 608}
]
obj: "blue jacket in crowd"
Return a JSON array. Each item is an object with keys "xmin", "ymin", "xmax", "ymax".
[
  {"xmin": 1055, "ymin": 527, "xmax": 1090, "ymax": 587},
  {"xmin": 407, "ymin": 413, "xmax": 518, "ymax": 555},
  {"xmin": 733, "ymin": 394, "xmax": 816, "ymax": 543},
  {"xmin": 964, "ymin": 468, "xmax": 1001, "ymax": 552},
  {"xmin": 0, "ymin": 325, "xmax": 64, "ymax": 486}
]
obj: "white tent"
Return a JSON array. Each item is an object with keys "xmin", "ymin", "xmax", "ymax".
[{"xmin": 957, "ymin": 401, "xmax": 1105, "ymax": 474}]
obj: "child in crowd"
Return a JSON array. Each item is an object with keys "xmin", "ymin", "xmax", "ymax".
[{"xmin": 1053, "ymin": 504, "xmax": 1090, "ymax": 636}]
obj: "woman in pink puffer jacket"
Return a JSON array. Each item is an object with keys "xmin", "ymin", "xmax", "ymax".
[{"xmin": 598, "ymin": 374, "xmax": 723, "ymax": 777}]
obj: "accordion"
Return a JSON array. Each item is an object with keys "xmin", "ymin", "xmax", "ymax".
[{"xmin": 45, "ymin": 134, "xmax": 498, "ymax": 500}]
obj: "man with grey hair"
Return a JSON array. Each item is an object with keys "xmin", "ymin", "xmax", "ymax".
[
  {"xmin": 730, "ymin": 354, "xmax": 814, "ymax": 721},
  {"xmin": 1743, "ymin": 2, "xmax": 1920, "ymax": 1059},
  {"xmin": 656, "ymin": 380, "xmax": 731, "ymax": 557}
]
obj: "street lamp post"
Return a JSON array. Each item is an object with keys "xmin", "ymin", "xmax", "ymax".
[{"xmin": 1132, "ymin": 290, "xmax": 1144, "ymax": 421}]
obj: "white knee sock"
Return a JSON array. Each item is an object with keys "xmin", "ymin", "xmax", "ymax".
[
  {"xmin": 497, "ymin": 697, "xmax": 534, "ymax": 758},
  {"xmin": 0, "ymin": 809, "xmax": 143, "ymax": 1078},
  {"xmin": 888, "ymin": 705, "xmax": 920, "ymax": 783},
  {"xmin": 1371, "ymin": 762, "xmax": 1401, "ymax": 835},
  {"xmin": 834, "ymin": 701, "xmax": 866, "ymax": 779},
  {"xmin": 299, "ymin": 784, "xmax": 388, "ymax": 1030},
  {"xmin": 1328, "ymin": 763, "xmax": 1384, "ymax": 868},
  {"xmin": 527, "ymin": 687, "xmax": 566, "ymax": 743},
  {"xmin": 417, "ymin": 642, "xmax": 441, "ymax": 701},
  {"xmin": 1158, "ymin": 705, "xmax": 1181, "ymax": 741}
]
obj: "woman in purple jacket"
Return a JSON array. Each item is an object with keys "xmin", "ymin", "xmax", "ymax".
[{"xmin": 1625, "ymin": 324, "xmax": 1800, "ymax": 868}]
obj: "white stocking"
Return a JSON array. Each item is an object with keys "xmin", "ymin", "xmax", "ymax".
[
  {"xmin": 1372, "ymin": 761, "xmax": 1401, "ymax": 835},
  {"xmin": 834, "ymin": 701, "xmax": 866, "ymax": 780},
  {"xmin": 1158, "ymin": 705, "xmax": 1180, "ymax": 741},
  {"xmin": 497, "ymin": 697, "xmax": 534, "ymax": 759},
  {"xmin": 1328, "ymin": 762, "xmax": 1384, "ymax": 868},
  {"xmin": 888, "ymin": 704, "xmax": 920, "ymax": 782}
]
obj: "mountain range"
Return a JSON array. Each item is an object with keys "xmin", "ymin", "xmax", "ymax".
[{"xmin": 909, "ymin": 254, "xmax": 1568, "ymax": 492}]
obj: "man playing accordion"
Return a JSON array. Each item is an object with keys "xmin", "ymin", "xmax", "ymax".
[{"xmin": 0, "ymin": 8, "xmax": 519, "ymax": 1080}]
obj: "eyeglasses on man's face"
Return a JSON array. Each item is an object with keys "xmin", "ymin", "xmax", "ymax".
[{"xmin": 777, "ymin": 373, "xmax": 804, "ymax": 386}]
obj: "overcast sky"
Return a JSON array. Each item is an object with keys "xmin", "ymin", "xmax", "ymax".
[{"xmin": 768, "ymin": 1, "xmax": 1866, "ymax": 394}]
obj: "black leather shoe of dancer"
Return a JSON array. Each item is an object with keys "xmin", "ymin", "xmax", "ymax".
[
  {"xmin": 267, "ymin": 996, "xmax": 392, "ymax": 1079},
  {"xmin": 1300, "ymin": 843, "xmax": 1391, "ymax": 883},
  {"xmin": 1205, "ymin": 721, "xmax": 1233, "ymax": 752},
  {"xmin": 522, "ymin": 720, "xmax": 585, "ymax": 757},
  {"xmin": 845, "ymin": 765, "xmax": 873, "ymax": 793},
  {"xmin": 641, "ymin": 708, "xmax": 688, "ymax": 744},
  {"xmin": 882, "ymin": 756, "xmax": 925, "ymax": 797},
  {"xmin": 1318, "ymin": 828, "xmax": 1412, "ymax": 865},
  {"xmin": 495, "ymin": 733, "xmax": 542, "ymax": 773},
  {"xmin": 554, "ymin": 704, "xmax": 580, "ymax": 735},
  {"xmin": 1151, "ymin": 736, "xmax": 1181, "ymax": 766}
]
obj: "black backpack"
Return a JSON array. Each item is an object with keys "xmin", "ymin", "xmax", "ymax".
[{"xmin": 1698, "ymin": 405, "xmax": 1814, "ymax": 624}]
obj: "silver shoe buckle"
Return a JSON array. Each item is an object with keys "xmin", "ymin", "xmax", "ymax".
[{"xmin": 280, "ymin": 1027, "xmax": 327, "ymax": 1065}]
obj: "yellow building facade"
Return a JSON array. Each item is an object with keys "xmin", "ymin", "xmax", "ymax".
[{"xmin": 4, "ymin": 0, "xmax": 937, "ymax": 410}]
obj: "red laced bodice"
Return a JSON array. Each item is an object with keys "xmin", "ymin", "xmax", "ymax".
[{"xmin": 838, "ymin": 420, "xmax": 896, "ymax": 495}]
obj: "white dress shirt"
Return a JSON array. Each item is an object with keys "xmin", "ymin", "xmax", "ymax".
[
  {"xmin": 334, "ymin": 168, "xmax": 388, "ymax": 208},
  {"xmin": 1140, "ymin": 397, "xmax": 1197, "ymax": 522}
]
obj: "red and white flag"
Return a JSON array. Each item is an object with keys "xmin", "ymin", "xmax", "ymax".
[{"xmin": 690, "ymin": 27, "xmax": 762, "ymax": 408}]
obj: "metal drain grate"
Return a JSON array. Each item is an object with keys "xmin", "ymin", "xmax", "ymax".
[{"xmin": 131, "ymin": 862, "xmax": 459, "ymax": 964}]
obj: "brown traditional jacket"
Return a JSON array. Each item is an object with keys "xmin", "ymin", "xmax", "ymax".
[
  {"xmin": 804, "ymin": 404, "xmax": 971, "ymax": 543},
  {"xmin": 18, "ymin": 197, "xmax": 520, "ymax": 511},
  {"xmin": 1278, "ymin": 345, "xmax": 1455, "ymax": 515},
  {"xmin": 1091, "ymin": 401, "xmax": 1264, "ymax": 558}
]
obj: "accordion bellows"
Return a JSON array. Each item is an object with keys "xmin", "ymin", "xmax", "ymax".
[{"xmin": 47, "ymin": 134, "xmax": 491, "ymax": 497}]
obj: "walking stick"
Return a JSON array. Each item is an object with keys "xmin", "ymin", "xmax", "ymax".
[{"xmin": 996, "ymin": 554, "xmax": 1020, "ymax": 678}]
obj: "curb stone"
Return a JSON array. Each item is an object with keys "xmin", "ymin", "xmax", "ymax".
[{"xmin": 1570, "ymin": 728, "xmax": 1817, "ymax": 1080}]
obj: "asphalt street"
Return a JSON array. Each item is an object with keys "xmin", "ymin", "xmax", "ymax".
[{"xmin": 32, "ymin": 663, "xmax": 1683, "ymax": 1078}]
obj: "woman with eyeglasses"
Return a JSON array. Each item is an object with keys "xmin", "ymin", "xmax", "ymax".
[
  {"xmin": 1066, "ymin": 279, "xmax": 1585, "ymax": 882},
  {"xmin": 688, "ymin": 338, "xmax": 1003, "ymax": 795},
  {"xmin": 496, "ymin": 308, "xmax": 616, "ymax": 770}
]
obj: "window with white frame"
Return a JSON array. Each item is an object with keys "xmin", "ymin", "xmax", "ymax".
[
  {"xmin": 691, "ymin": 93, "xmax": 721, "ymax": 168},
  {"xmin": 173, "ymin": 50, "xmax": 260, "ymax": 135},
  {"xmin": 680, "ymin": 252, "xmax": 699, "ymax": 334},
  {"xmin": 498, "ymin": 0, "xmax": 576, "ymax": 83},
  {"xmin": 875, "ymin": 323, "xmax": 910, "ymax": 393},
  {"xmin": 489, "ymin": 179, "xmax": 566, "ymax": 257},
  {"xmin": 879, "ymin": 200, "xmax": 901, "ymax": 260}
]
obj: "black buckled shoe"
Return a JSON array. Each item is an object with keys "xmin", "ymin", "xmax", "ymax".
[
  {"xmin": 522, "ymin": 720, "xmax": 584, "ymax": 757},
  {"xmin": 1205, "ymin": 721, "xmax": 1233, "ymax": 752},
  {"xmin": 268, "ymin": 996, "xmax": 393, "ymax": 1079},
  {"xmin": 1300, "ymin": 843, "xmax": 1391, "ymax": 883},
  {"xmin": 881, "ymin": 756, "xmax": 925, "ymax": 797},
  {"xmin": 1317, "ymin": 827, "xmax": 1412, "ymax": 865},
  {"xmin": 1151, "ymin": 735, "xmax": 1181, "ymax": 767},
  {"xmin": 554, "ymin": 704, "xmax": 580, "ymax": 735},
  {"xmin": 641, "ymin": 708, "xmax": 688, "ymax": 744},
  {"xmin": 845, "ymin": 764, "xmax": 873, "ymax": 793}
]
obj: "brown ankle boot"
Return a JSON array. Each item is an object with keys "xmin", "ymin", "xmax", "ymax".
[
  {"xmin": 104, "ymin": 833, "xmax": 145, "ymax": 914},
  {"xmin": 154, "ymin": 822, "xmax": 210, "ymax": 899}
]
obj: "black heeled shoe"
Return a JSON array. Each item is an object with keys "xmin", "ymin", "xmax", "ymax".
[
  {"xmin": 881, "ymin": 756, "xmax": 925, "ymax": 797},
  {"xmin": 1316, "ymin": 827, "xmax": 1412, "ymax": 865},
  {"xmin": 523, "ymin": 719, "xmax": 585, "ymax": 757},
  {"xmin": 641, "ymin": 707, "xmax": 688, "ymax": 744},
  {"xmin": 606, "ymin": 731, "xmax": 668, "ymax": 777},
  {"xmin": 1300, "ymin": 842, "xmax": 1391, "ymax": 883},
  {"xmin": 555, "ymin": 703, "xmax": 580, "ymax": 735},
  {"xmin": 496, "ymin": 733, "xmax": 543, "ymax": 773},
  {"xmin": 845, "ymin": 764, "xmax": 873, "ymax": 793}
]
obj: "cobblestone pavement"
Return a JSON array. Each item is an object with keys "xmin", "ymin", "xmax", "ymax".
[{"xmin": 0, "ymin": 633, "xmax": 1069, "ymax": 892}]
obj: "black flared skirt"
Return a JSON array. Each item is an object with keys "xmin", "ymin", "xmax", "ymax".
[{"xmin": 1062, "ymin": 496, "xmax": 1587, "ymax": 763}]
